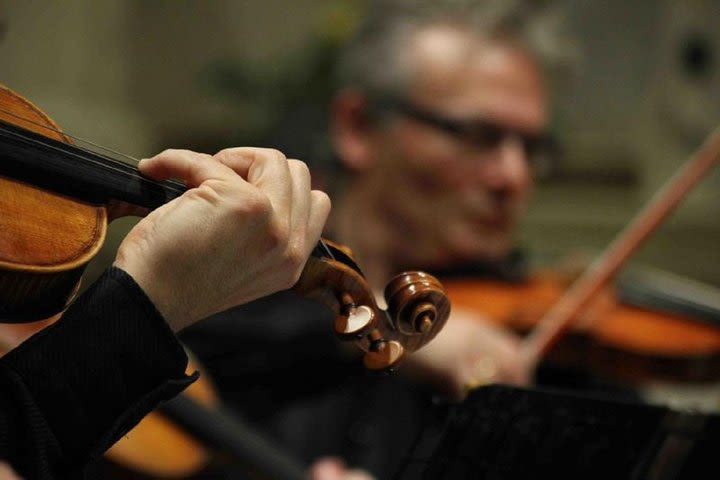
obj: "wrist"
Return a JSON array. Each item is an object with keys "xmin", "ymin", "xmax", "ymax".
[{"xmin": 112, "ymin": 259, "xmax": 191, "ymax": 332}]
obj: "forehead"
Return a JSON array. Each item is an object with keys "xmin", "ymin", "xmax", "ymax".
[{"xmin": 405, "ymin": 26, "xmax": 548, "ymax": 130}]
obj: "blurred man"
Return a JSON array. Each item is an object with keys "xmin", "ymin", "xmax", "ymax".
[
  {"xmin": 182, "ymin": 1, "xmax": 571, "ymax": 478},
  {"xmin": 327, "ymin": 0, "xmax": 571, "ymax": 398}
]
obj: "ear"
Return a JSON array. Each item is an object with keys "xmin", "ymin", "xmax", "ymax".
[{"xmin": 330, "ymin": 88, "xmax": 376, "ymax": 172}]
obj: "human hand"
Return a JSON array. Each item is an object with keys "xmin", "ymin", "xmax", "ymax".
[
  {"xmin": 114, "ymin": 147, "xmax": 330, "ymax": 332},
  {"xmin": 309, "ymin": 457, "xmax": 376, "ymax": 480},
  {"xmin": 0, "ymin": 462, "xmax": 22, "ymax": 480},
  {"xmin": 401, "ymin": 308, "xmax": 531, "ymax": 401}
]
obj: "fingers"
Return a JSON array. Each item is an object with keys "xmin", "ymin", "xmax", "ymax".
[
  {"xmin": 214, "ymin": 148, "xmax": 331, "ymax": 259},
  {"xmin": 305, "ymin": 190, "xmax": 332, "ymax": 254},
  {"xmin": 214, "ymin": 147, "xmax": 293, "ymax": 229},
  {"xmin": 210, "ymin": 147, "xmax": 256, "ymax": 177},
  {"xmin": 139, "ymin": 149, "xmax": 238, "ymax": 188},
  {"xmin": 310, "ymin": 457, "xmax": 345, "ymax": 480},
  {"xmin": 287, "ymin": 161, "xmax": 332, "ymax": 260},
  {"xmin": 142, "ymin": 146, "xmax": 330, "ymax": 259},
  {"xmin": 287, "ymin": 159, "xmax": 312, "ymax": 235},
  {"xmin": 309, "ymin": 457, "xmax": 376, "ymax": 480},
  {"xmin": 0, "ymin": 462, "xmax": 22, "ymax": 480}
]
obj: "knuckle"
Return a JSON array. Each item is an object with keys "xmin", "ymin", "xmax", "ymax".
[
  {"xmin": 226, "ymin": 190, "xmax": 274, "ymax": 229},
  {"xmin": 270, "ymin": 222, "xmax": 291, "ymax": 248},
  {"xmin": 259, "ymin": 216, "xmax": 289, "ymax": 252},
  {"xmin": 287, "ymin": 242, "xmax": 306, "ymax": 268},
  {"xmin": 263, "ymin": 148, "xmax": 287, "ymax": 163},
  {"xmin": 288, "ymin": 159, "xmax": 310, "ymax": 176},
  {"xmin": 187, "ymin": 183, "xmax": 220, "ymax": 202},
  {"xmin": 242, "ymin": 191, "xmax": 273, "ymax": 216},
  {"xmin": 213, "ymin": 147, "xmax": 236, "ymax": 163},
  {"xmin": 313, "ymin": 190, "xmax": 331, "ymax": 210},
  {"xmin": 214, "ymin": 147, "xmax": 232, "ymax": 158}
]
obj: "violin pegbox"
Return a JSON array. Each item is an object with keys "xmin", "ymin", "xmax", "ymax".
[{"xmin": 293, "ymin": 239, "xmax": 450, "ymax": 371}]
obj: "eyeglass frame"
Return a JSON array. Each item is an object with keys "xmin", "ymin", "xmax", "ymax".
[{"xmin": 368, "ymin": 96, "xmax": 557, "ymax": 174}]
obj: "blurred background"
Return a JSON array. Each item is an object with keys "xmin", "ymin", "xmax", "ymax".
[{"xmin": 1, "ymin": 0, "xmax": 718, "ymax": 287}]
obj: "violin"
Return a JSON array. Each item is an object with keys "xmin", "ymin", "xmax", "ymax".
[
  {"xmin": 0, "ymin": 83, "xmax": 450, "ymax": 477},
  {"xmin": 444, "ymin": 123, "xmax": 720, "ymax": 387},
  {"xmin": 443, "ymin": 268, "xmax": 720, "ymax": 384},
  {"xmin": 0, "ymin": 82, "xmax": 449, "ymax": 367}
]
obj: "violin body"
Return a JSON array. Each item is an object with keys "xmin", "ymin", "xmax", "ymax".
[
  {"xmin": 443, "ymin": 271, "xmax": 720, "ymax": 384},
  {"xmin": 0, "ymin": 85, "xmax": 106, "ymax": 321},
  {"xmin": 104, "ymin": 355, "xmax": 218, "ymax": 478},
  {"xmin": 0, "ymin": 85, "xmax": 212, "ymax": 474}
]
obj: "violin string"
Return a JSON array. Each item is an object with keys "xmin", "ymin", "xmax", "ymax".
[
  {"xmin": 0, "ymin": 106, "xmax": 141, "ymax": 165},
  {"xmin": 0, "ymin": 108, "xmax": 186, "ymax": 191},
  {"xmin": 0, "ymin": 108, "xmax": 186, "ymax": 189},
  {"xmin": 0, "ymin": 122, "xmax": 185, "ymax": 196},
  {"xmin": 0, "ymin": 122, "xmax": 174, "ymax": 189},
  {"xmin": 0, "ymin": 106, "xmax": 187, "ymax": 191},
  {"xmin": 0, "ymin": 116, "xmax": 160, "ymax": 185}
]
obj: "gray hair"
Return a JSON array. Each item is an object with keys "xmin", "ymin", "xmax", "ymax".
[{"xmin": 336, "ymin": 0, "xmax": 575, "ymax": 97}]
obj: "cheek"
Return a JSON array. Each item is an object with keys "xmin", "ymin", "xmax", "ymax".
[
  {"xmin": 400, "ymin": 148, "xmax": 468, "ymax": 192},
  {"xmin": 412, "ymin": 161, "xmax": 467, "ymax": 193},
  {"xmin": 387, "ymin": 127, "xmax": 464, "ymax": 190}
]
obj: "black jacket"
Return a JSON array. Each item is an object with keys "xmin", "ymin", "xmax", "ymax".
[{"xmin": 0, "ymin": 268, "xmax": 194, "ymax": 479}]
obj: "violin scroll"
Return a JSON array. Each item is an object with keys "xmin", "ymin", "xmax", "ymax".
[
  {"xmin": 384, "ymin": 271, "xmax": 450, "ymax": 336},
  {"xmin": 293, "ymin": 240, "xmax": 450, "ymax": 371}
]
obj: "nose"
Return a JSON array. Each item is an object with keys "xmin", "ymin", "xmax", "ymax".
[{"xmin": 476, "ymin": 134, "xmax": 530, "ymax": 191}]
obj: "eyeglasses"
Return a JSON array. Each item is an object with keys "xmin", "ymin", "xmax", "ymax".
[{"xmin": 374, "ymin": 97, "xmax": 556, "ymax": 172}]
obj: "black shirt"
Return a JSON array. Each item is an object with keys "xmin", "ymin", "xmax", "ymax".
[{"xmin": 0, "ymin": 267, "xmax": 194, "ymax": 480}]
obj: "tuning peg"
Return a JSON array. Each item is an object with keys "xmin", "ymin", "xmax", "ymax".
[
  {"xmin": 334, "ymin": 293, "xmax": 376, "ymax": 338},
  {"xmin": 363, "ymin": 338, "xmax": 404, "ymax": 370}
]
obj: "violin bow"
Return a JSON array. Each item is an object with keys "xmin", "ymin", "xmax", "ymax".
[{"xmin": 521, "ymin": 125, "xmax": 720, "ymax": 369}]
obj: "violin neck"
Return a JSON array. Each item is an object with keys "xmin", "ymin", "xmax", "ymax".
[
  {"xmin": 0, "ymin": 119, "xmax": 342, "ymax": 258},
  {"xmin": 0, "ymin": 119, "xmax": 182, "ymax": 210}
]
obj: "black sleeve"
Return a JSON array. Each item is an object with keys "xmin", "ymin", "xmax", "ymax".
[{"xmin": 0, "ymin": 267, "xmax": 196, "ymax": 480}]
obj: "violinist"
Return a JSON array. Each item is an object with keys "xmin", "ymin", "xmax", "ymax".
[
  {"xmin": 0, "ymin": 147, "xmax": 351, "ymax": 479},
  {"xmin": 325, "ymin": 0, "xmax": 564, "ymax": 397},
  {"xmin": 181, "ymin": 0, "xmax": 572, "ymax": 478}
]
